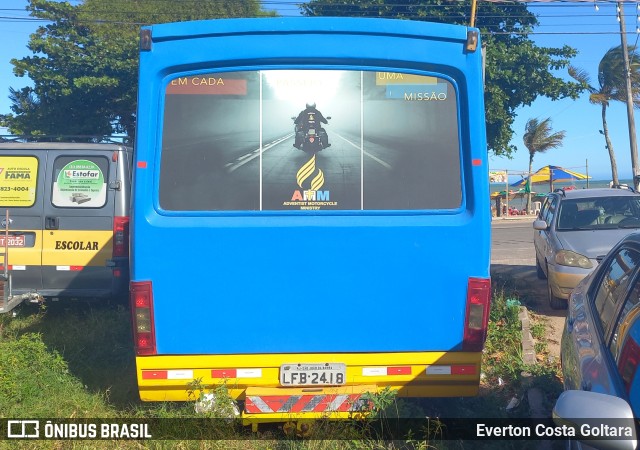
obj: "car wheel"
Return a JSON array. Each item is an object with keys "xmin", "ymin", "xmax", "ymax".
[
  {"xmin": 536, "ymin": 257, "xmax": 546, "ymax": 279},
  {"xmin": 547, "ymin": 275, "xmax": 567, "ymax": 310}
]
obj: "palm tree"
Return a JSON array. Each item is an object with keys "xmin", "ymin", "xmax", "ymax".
[
  {"xmin": 569, "ymin": 45, "xmax": 640, "ymax": 187},
  {"xmin": 523, "ymin": 117, "xmax": 566, "ymax": 212}
]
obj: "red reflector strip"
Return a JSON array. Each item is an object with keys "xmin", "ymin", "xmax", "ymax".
[
  {"xmin": 70, "ymin": 266, "xmax": 83, "ymax": 271},
  {"xmin": 137, "ymin": 161, "xmax": 147, "ymax": 169},
  {"xmin": 142, "ymin": 370, "xmax": 167, "ymax": 380},
  {"xmin": 212, "ymin": 369, "xmax": 237, "ymax": 378},
  {"xmin": 387, "ymin": 366, "xmax": 411, "ymax": 375},
  {"xmin": 472, "ymin": 158, "xmax": 482, "ymax": 166},
  {"xmin": 451, "ymin": 365, "xmax": 477, "ymax": 375},
  {"xmin": 426, "ymin": 365, "xmax": 478, "ymax": 375}
]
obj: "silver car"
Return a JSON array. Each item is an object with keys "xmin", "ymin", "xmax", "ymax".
[
  {"xmin": 534, "ymin": 187, "xmax": 640, "ymax": 309},
  {"xmin": 554, "ymin": 232, "xmax": 640, "ymax": 450}
]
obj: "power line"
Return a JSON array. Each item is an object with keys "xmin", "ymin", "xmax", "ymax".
[{"xmin": 0, "ymin": 0, "xmax": 637, "ymax": 37}]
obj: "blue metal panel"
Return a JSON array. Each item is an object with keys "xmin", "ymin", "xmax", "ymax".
[{"xmin": 133, "ymin": 18, "xmax": 489, "ymax": 355}]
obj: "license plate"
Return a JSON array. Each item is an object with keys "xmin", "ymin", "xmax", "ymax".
[
  {"xmin": 0, "ymin": 235, "xmax": 25, "ymax": 247},
  {"xmin": 308, "ymin": 129, "xmax": 316, "ymax": 135},
  {"xmin": 280, "ymin": 363, "xmax": 346, "ymax": 386}
]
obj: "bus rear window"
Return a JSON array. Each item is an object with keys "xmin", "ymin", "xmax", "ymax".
[{"xmin": 159, "ymin": 70, "xmax": 461, "ymax": 211}]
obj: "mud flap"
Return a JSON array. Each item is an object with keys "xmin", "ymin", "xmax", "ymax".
[{"xmin": 241, "ymin": 384, "xmax": 377, "ymax": 429}]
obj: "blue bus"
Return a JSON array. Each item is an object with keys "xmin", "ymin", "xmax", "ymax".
[{"xmin": 131, "ymin": 17, "xmax": 490, "ymax": 422}]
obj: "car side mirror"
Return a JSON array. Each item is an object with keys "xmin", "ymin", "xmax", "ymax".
[
  {"xmin": 553, "ymin": 390, "xmax": 637, "ymax": 450},
  {"xmin": 533, "ymin": 219, "xmax": 548, "ymax": 231}
]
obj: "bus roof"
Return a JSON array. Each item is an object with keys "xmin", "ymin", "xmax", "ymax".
[{"xmin": 145, "ymin": 17, "xmax": 473, "ymax": 44}]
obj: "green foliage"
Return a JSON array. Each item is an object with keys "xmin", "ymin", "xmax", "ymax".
[
  {"xmin": 5, "ymin": 0, "xmax": 273, "ymax": 140},
  {"xmin": 359, "ymin": 386, "xmax": 398, "ymax": 419},
  {"xmin": 483, "ymin": 286, "xmax": 562, "ymax": 408},
  {"xmin": 301, "ymin": 0, "xmax": 584, "ymax": 157},
  {"xmin": 523, "ymin": 117, "xmax": 565, "ymax": 161},
  {"xmin": 484, "ymin": 290, "xmax": 525, "ymax": 384},
  {"xmin": 0, "ymin": 332, "xmax": 115, "ymax": 418},
  {"xmin": 569, "ymin": 45, "xmax": 640, "ymax": 184},
  {"xmin": 186, "ymin": 377, "xmax": 240, "ymax": 420}
]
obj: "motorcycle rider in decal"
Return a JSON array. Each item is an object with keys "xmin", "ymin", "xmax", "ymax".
[{"xmin": 293, "ymin": 102, "xmax": 331, "ymax": 150}]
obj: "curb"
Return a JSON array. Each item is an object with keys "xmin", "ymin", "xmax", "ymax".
[{"xmin": 518, "ymin": 306, "xmax": 537, "ymax": 365}]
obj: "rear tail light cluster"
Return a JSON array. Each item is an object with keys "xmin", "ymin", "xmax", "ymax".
[
  {"xmin": 618, "ymin": 336, "xmax": 640, "ymax": 393},
  {"xmin": 113, "ymin": 216, "xmax": 130, "ymax": 257},
  {"xmin": 463, "ymin": 277, "xmax": 491, "ymax": 351},
  {"xmin": 131, "ymin": 281, "xmax": 156, "ymax": 355}
]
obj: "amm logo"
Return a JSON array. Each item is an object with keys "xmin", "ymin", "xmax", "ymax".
[{"xmin": 290, "ymin": 155, "xmax": 329, "ymax": 201}]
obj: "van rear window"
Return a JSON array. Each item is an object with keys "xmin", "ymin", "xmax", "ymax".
[
  {"xmin": 0, "ymin": 156, "xmax": 38, "ymax": 208},
  {"xmin": 159, "ymin": 70, "xmax": 461, "ymax": 211},
  {"xmin": 51, "ymin": 156, "xmax": 109, "ymax": 208}
]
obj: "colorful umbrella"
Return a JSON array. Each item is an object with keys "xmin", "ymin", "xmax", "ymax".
[{"xmin": 510, "ymin": 165, "xmax": 589, "ymax": 192}]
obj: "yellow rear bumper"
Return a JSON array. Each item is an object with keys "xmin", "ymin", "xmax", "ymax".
[{"xmin": 136, "ymin": 351, "xmax": 482, "ymax": 416}]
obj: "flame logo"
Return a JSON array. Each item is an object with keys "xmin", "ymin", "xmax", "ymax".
[{"xmin": 296, "ymin": 155, "xmax": 324, "ymax": 191}]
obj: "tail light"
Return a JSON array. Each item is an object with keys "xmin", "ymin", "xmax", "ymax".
[
  {"xmin": 130, "ymin": 281, "xmax": 156, "ymax": 356},
  {"xmin": 113, "ymin": 216, "xmax": 130, "ymax": 257},
  {"xmin": 618, "ymin": 336, "xmax": 640, "ymax": 393},
  {"xmin": 463, "ymin": 277, "xmax": 491, "ymax": 351}
]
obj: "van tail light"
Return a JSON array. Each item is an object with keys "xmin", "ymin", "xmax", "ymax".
[
  {"xmin": 463, "ymin": 277, "xmax": 491, "ymax": 351},
  {"xmin": 113, "ymin": 216, "xmax": 130, "ymax": 257},
  {"xmin": 130, "ymin": 281, "xmax": 156, "ymax": 356},
  {"xmin": 618, "ymin": 336, "xmax": 640, "ymax": 393}
]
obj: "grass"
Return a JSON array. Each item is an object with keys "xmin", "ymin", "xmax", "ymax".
[{"xmin": 0, "ymin": 282, "xmax": 563, "ymax": 449}]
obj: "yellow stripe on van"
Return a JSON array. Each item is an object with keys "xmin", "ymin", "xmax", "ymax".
[
  {"xmin": 42, "ymin": 230, "xmax": 113, "ymax": 266},
  {"xmin": 5, "ymin": 230, "xmax": 42, "ymax": 266}
]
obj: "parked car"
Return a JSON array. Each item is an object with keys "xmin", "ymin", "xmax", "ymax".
[
  {"xmin": 554, "ymin": 232, "xmax": 640, "ymax": 450},
  {"xmin": 534, "ymin": 187, "xmax": 640, "ymax": 309}
]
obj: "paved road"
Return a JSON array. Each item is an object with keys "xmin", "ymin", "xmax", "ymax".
[
  {"xmin": 492, "ymin": 219, "xmax": 536, "ymax": 265},
  {"xmin": 491, "ymin": 218, "xmax": 565, "ymax": 358}
]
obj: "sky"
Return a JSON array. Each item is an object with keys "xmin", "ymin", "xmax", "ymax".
[{"xmin": 0, "ymin": 0, "xmax": 639, "ymax": 182}]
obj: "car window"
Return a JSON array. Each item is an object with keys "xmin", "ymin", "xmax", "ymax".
[
  {"xmin": 538, "ymin": 197, "xmax": 549, "ymax": 220},
  {"xmin": 594, "ymin": 248, "xmax": 640, "ymax": 337},
  {"xmin": 543, "ymin": 196, "xmax": 557, "ymax": 224},
  {"xmin": 556, "ymin": 197, "xmax": 640, "ymax": 231}
]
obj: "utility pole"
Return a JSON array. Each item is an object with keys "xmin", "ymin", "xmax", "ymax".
[
  {"xmin": 470, "ymin": 0, "xmax": 478, "ymax": 27},
  {"xmin": 617, "ymin": 2, "xmax": 640, "ymax": 190}
]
